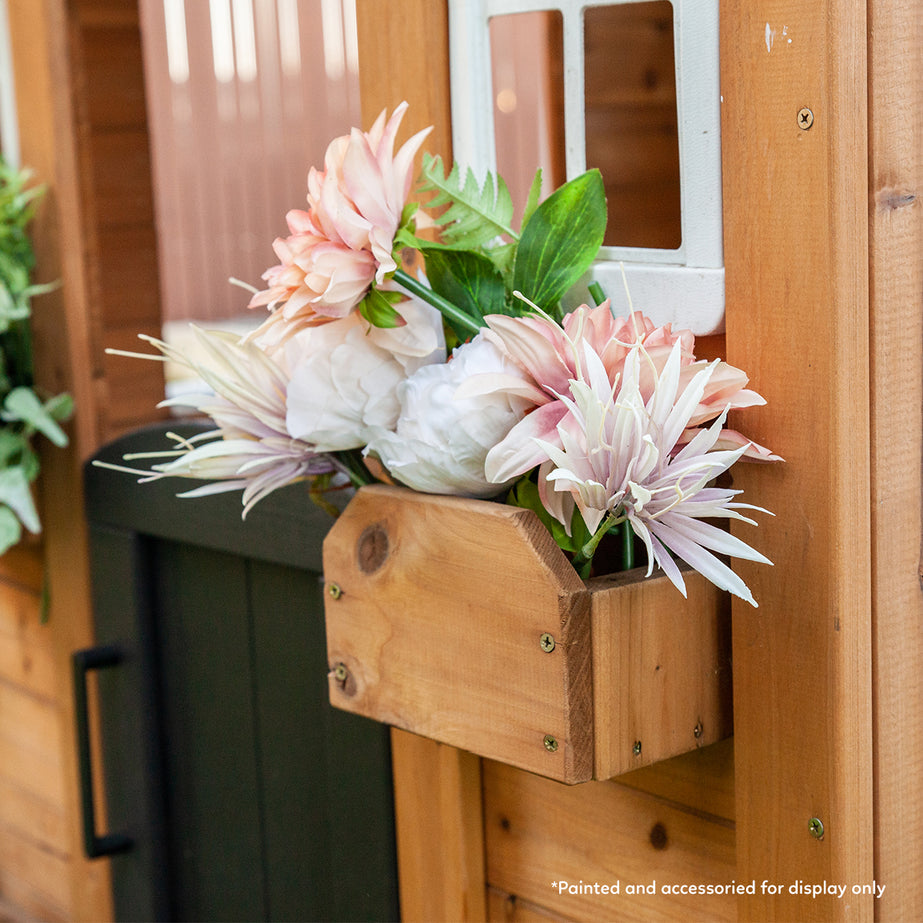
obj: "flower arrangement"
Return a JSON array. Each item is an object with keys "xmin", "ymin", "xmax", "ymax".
[{"xmin": 107, "ymin": 102, "xmax": 779, "ymax": 605}]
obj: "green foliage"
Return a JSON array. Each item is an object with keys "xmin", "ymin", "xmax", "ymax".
[
  {"xmin": 394, "ymin": 163, "xmax": 607, "ymax": 336},
  {"xmin": 512, "ymin": 170, "xmax": 607, "ymax": 317},
  {"xmin": 0, "ymin": 158, "xmax": 71, "ymax": 555},
  {"xmin": 418, "ymin": 153, "xmax": 517, "ymax": 249}
]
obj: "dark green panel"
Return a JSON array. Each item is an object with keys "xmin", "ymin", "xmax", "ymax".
[
  {"xmin": 87, "ymin": 525, "xmax": 170, "ymax": 923},
  {"xmin": 153, "ymin": 541, "xmax": 267, "ymax": 922},
  {"xmin": 248, "ymin": 559, "xmax": 399, "ymax": 923}
]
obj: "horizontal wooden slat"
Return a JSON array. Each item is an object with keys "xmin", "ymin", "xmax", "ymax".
[
  {"xmin": 488, "ymin": 886, "xmax": 571, "ymax": 922},
  {"xmin": 0, "ymin": 776, "xmax": 68, "ymax": 854},
  {"xmin": 615, "ymin": 738, "xmax": 735, "ymax": 824},
  {"xmin": 0, "ymin": 868, "xmax": 68, "ymax": 923},
  {"xmin": 484, "ymin": 760, "xmax": 736, "ymax": 923},
  {"xmin": 0, "ymin": 680, "xmax": 63, "ymax": 762},
  {"xmin": 0, "ymin": 826, "xmax": 71, "ymax": 919}
]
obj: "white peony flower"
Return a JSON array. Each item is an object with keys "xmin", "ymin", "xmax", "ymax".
[
  {"xmin": 285, "ymin": 295, "xmax": 445, "ymax": 452},
  {"xmin": 365, "ymin": 334, "xmax": 530, "ymax": 498}
]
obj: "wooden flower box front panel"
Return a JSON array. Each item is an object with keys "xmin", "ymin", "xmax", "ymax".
[{"xmin": 323, "ymin": 485, "xmax": 732, "ymax": 783}]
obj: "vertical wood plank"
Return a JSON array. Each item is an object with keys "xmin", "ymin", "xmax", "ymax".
[
  {"xmin": 867, "ymin": 1, "xmax": 923, "ymax": 918},
  {"xmin": 720, "ymin": 2, "xmax": 874, "ymax": 920},
  {"xmin": 8, "ymin": 1, "xmax": 114, "ymax": 920},
  {"xmin": 391, "ymin": 730, "xmax": 487, "ymax": 923},
  {"xmin": 356, "ymin": 0, "xmax": 452, "ymax": 158}
]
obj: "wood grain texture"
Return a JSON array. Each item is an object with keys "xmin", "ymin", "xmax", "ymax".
[
  {"xmin": 484, "ymin": 760, "xmax": 736, "ymax": 923},
  {"xmin": 616, "ymin": 738, "xmax": 735, "ymax": 825},
  {"xmin": 357, "ymin": 0, "xmax": 452, "ymax": 162},
  {"xmin": 391, "ymin": 730, "xmax": 486, "ymax": 923},
  {"xmin": 324, "ymin": 485, "xmax": 594, "ymax": 783},
  {"xmin": 589, "ymin": 569, "xmax": 732, "ymax": 779},
  {"xmin": 720, "ymin": 1, "xmax": 874, "ymax": 919},
  {"xmin": 867, "ymin": 1, "xmax": 923, "ymax": 918}
]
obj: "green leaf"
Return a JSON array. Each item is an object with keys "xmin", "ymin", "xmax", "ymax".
[
  {"xmin": 43, "ymin": 391, "xmax": 74, "ymax": 423},
  {"xmin": 419, "ymin": 153, "xmax": 517, "ymax": 248},
  {"xmin": 521, "ymin": 168, "xmax": 543, "ymax": 228},
  {"xmin": 358, "ymin": 287, "xmax": 406, "ymax": 328},
  {"xmin": 0, "ymin": 505, "xmax": 22, "ymax": 555},
  {"xmin": 0, "ymin": 429, "xmax": 29, "ymax": 467},
  {"xmin": 512, "ymin": 169, "xmax": 607, "ymax": 316},
  {"xmin": 420, "ymin": 248, "xmax": 507, "ymax": 333},
  {"xmin": 2, "ymin": 386, "xmax": 69, "ymax": 447},
  {"xmin": 507, "ymin": 476, "xmax": 590, "ymax": 554},
  {"xmin": 0, "ymin": 467, "xmax": 40, "ymax": 534}
]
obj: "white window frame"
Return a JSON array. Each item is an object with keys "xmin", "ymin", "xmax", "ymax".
[{"xmin": 448, "ymin": 0, "xmax": 724, "ymax": 334}]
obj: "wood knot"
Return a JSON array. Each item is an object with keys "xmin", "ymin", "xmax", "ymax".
[
  {"xmin": 649, "ymin": 822, "xmax": 669, "ymax": 851},
  {"xmin": 878, "ymin": 187, "xmax": 918, "ymax": 212},
  {"xmin": 357, "ymin": 523, "xmax": 389, "ymax": 574}
]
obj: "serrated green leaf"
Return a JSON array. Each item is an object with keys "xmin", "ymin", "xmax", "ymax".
[
  {"xmin": 512, "ymin": 169, "xmax": 607, "ymax": 316},
  {"xmin": 3, "ymin": 386, "xmax": 69, "ymax": 446},
  {"xmin": 521, "ymin": 169, "xmax": 543, "ymax": 227},
  {"xmin": 0, "ymin": 467, "xmax": 40, "ymax": 534},
  {"xmin": 0, "ymin": 505, "xmax": 22, "ymax": 555},
  {"xmin": 358, "ymin": 288, "xmax": 406, "ymax": 328},
  {"xmin": 419, "ymin": 153, "xmax": 517, "ymax": 248},
  {"xmin": 420, "ymin": 247, "xmax": 507, "ymax": 335}
]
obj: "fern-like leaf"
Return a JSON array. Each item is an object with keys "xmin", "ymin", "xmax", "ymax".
[{"xmin": 419, "ymin": 153, "xmax": 517, "ymax": 248}]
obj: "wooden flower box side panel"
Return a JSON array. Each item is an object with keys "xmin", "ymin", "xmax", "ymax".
[
  {"xmin": 323, "ymin": 485, "xmax": 594, "ymax": 783},
  {"xmin": 589, "ymin": 570, "xmax": 733, "ymax": 780}
]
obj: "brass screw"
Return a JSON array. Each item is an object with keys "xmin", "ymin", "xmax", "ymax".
[
  {"xmin": 539, "ymin": 633, "xmax": 556, "ymax": 653},
  {"xmin": 333, "ymin": 663, "xmax": 348, "ymax": 683},
  {"xmin": 809, "ymin": 817, "xmax": 825, "ymax": 839},
  {"xmin": 798, "ymin": 107, "xmax": 814, "ymax": 130},
  {"xmin": 543, "ymin": 735, "xmax": 559, "ymax": 752},
  {"xmin": 632, "ymin": 740, "xmax": 642, "ymax": 756},
  {"xmin": 328, "ymin": 582, "xmax": 343, "ymax": 600},
  {"xmin": 693, "ymin": 721, "xmax": 703, "ymax": 739}
]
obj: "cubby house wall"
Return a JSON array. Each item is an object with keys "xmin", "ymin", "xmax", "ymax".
[{"xmin": 359, "ymin": 1, "xmax": 923, "ymax": 922}]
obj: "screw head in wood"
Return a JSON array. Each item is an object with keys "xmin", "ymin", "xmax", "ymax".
[
  {"xmin": 632, "ymin": 740, "xmax": 642, "ymax": 756},
  {"xmin": 327, "ymin": 582, "xmax": 343, "ymax": 600},
  {"xmin": 798, "ymin": 107, "xmax": 814, "ymax": 130},
  {"xmin": 543, "ymin": 735, "xmax": 559, "ymax": 752},
  {"xmin": 333, "ymin": 663, "xmax": 348, "ymax": 683},
  {"xmin": 808, "ymin": 817, "xmax": 824, "ymax": 839},
  {"xmin": 539, "ymin": 633, "xmax": 556, "ymax": 653},
  {"xmin": 693, "ymin": 721, "xmax": 703, "ymax": 739}
]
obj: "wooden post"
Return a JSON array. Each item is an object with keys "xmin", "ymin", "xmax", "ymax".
[
  {"xmin": 721, "ymin": 2, "xmax": 874, "ymax": 919},
  {"xmin": 867, "ymin": 0, "xmax": 923, "ymax": 916}
]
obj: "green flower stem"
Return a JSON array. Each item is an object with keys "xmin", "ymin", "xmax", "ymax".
[
  {"xmin": 392, "ymin": 269, "xmax": 482, "ymax": 337},
  {"xmin": 332, "ymin": 449, "xmax": 376, "ymax": 489},
  {"xmin": 572, "ymin": 512, "xmax": 617, "ymax": 575},
  {"xmin": 621, "ymin": 518, "xmax": 635, "ymax": 569},
  {"xmin": 588, "ymin": 281, "xmax": 607, "ymax": 306}
]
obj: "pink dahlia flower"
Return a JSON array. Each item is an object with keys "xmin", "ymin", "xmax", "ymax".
[{"xmin": 249, "ymin": 102, "xmax": 431, "ymax": 342}]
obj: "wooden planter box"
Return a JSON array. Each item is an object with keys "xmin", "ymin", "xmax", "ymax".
[{"xmin": 323, "ymin": 485, "xmax": 731, "ymax": 784}]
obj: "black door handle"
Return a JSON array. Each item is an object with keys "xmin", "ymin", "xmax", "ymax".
[{"xmin": 72, "ymin": 645, "xmax": 134, "ymax": 858}]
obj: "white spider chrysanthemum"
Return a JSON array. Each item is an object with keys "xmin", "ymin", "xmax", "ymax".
[
  {"xmin": 537, "ymin": 339, "xmax": 772, "ymax": 606},
  {"xmin": 101, "ymin": 327, "xmax": 336, "ymax": 516}
]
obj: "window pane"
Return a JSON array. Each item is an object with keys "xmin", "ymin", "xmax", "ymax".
[
  {"xmin": 584, "ymin": 1, "xmax": 681, "ymax": 249},
  {"xmin": 489, "ymin": 10, "xmax": 566, "ymax": 224}
]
